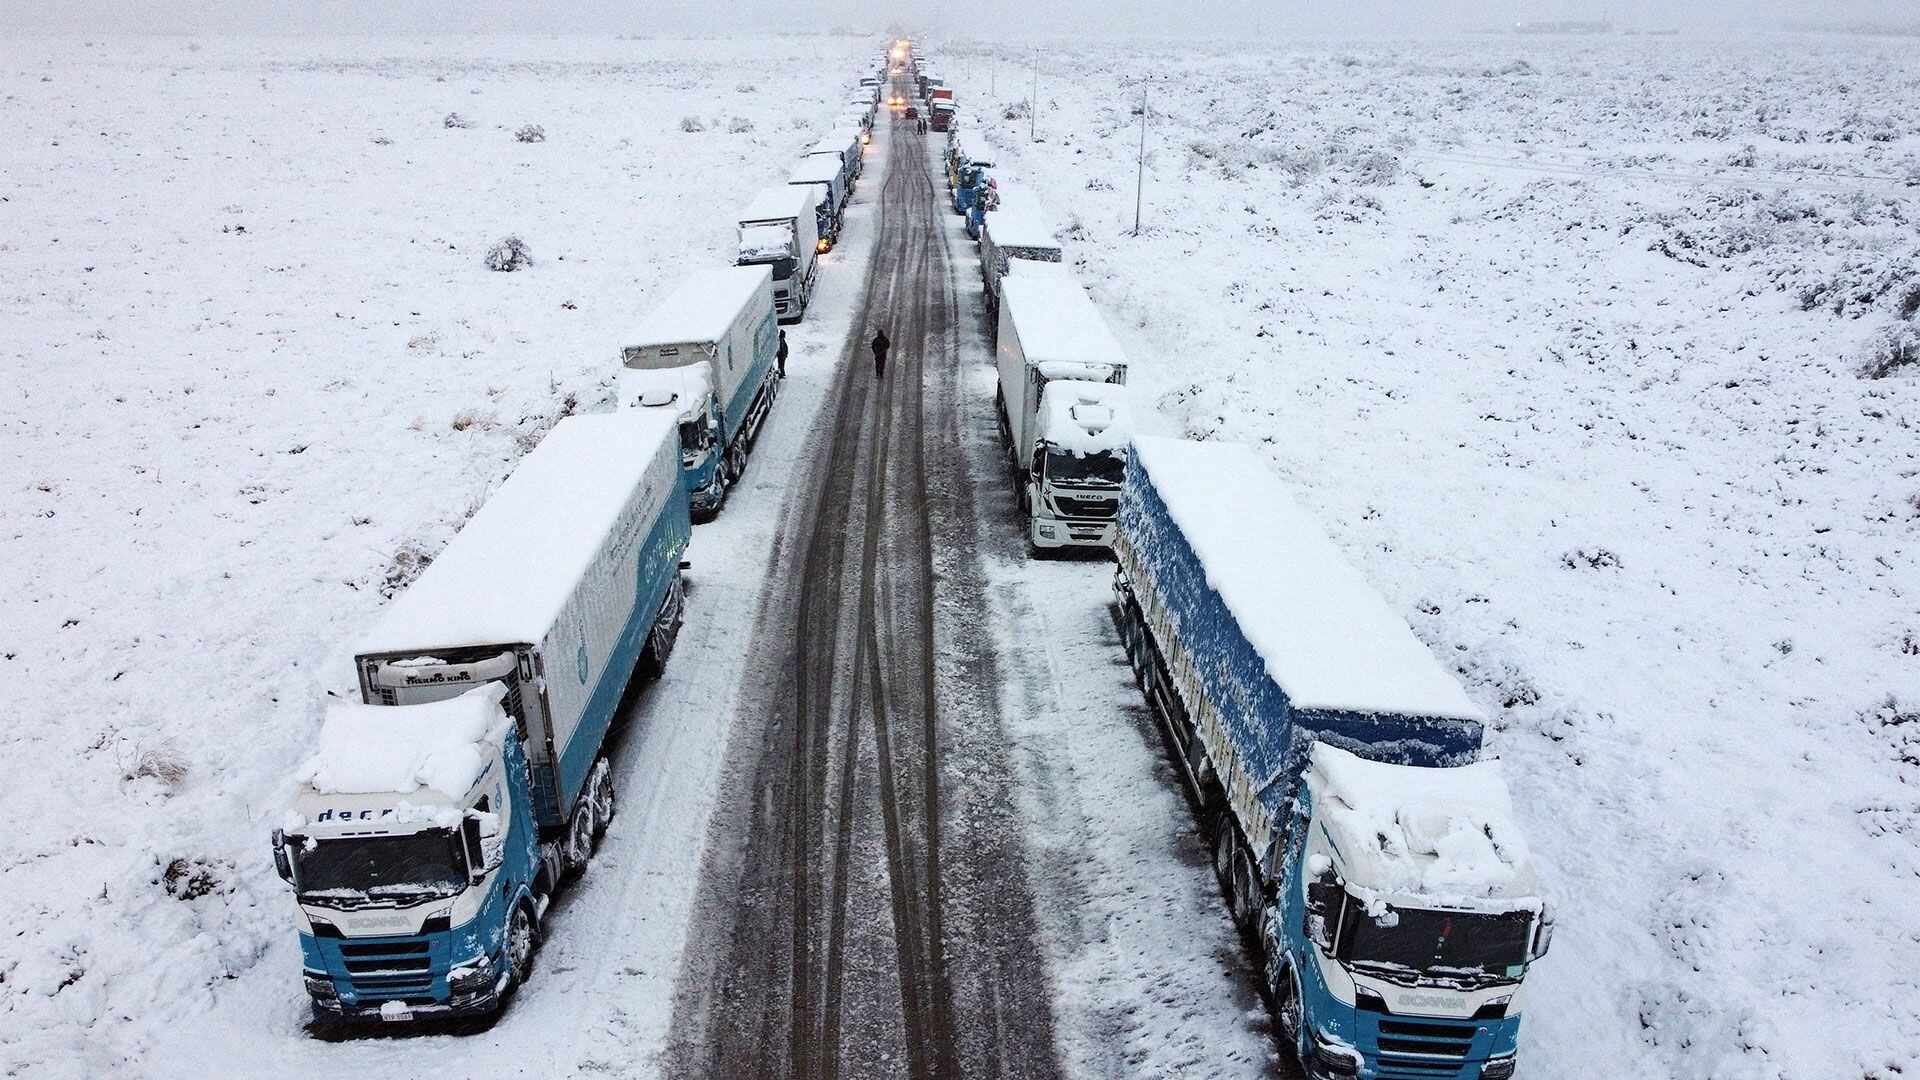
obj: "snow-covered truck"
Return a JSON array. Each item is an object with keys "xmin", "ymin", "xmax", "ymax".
[
  {"xmin": 272, "ymin": 411, "xmax": 692, "ymax": 1027},
  {"xmin": 736, "ymin": 182, "xmax": 824, "ymax": 323},
  {"xmin": 789, "ymin": 154, "xmax": 847, "ymax": 238},
  {"xmin": 1111, "ymin": 436, "xmax": 1553, "ymax": 1080},
  {"xmin": 806, "ymin": 128, "xmax": 864, "ymax": 197},
  {"xmin": 978, "ymin": 191, "xmax": 1060, "ymax": 307},
  {"xmin": 996, "ymin": 264, "xmax": 1131, "ymax": 553},
  {"xmin": 620, "ymin": 264, "xmax": 782, "ymax": 521}
]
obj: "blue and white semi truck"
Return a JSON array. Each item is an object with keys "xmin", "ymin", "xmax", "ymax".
[
  {"xmin": 789, "ymin": 154, "xmax": 848, "ymax": 245},
  {"xmin": 806, "ymin": 127, "xmax": 864, "ymax": 196},
  {"xmin": 1112, "ymin": 437, "xmax": 1553, "ymax": 1080},
  {"xmin": 273, "ymin": 411, "xmax": 692, "ymax": 1026},
  {"xmin": 620, "ymin": 265, "xmax": 782, "ymax": 520}
]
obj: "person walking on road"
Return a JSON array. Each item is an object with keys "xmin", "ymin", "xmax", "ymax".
[
  {"xmin": 870, "ymin": 328, "xmax": 890, "ymax": 379},
  {"xmin": 776, "ymin": 329, "xmax": 788, "ymax": 378}
]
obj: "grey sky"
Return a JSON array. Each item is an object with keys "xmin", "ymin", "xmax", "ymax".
[{"xmin": 4, "ymin": 0, "xmax": 1914, "ymax": 37}]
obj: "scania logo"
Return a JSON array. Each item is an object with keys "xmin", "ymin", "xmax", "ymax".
[
  {"xmin": 1399, "ymin": 992, "xmax": 1467, "ymax": 1010},
  {"xmin": 356, "ymin": 914, "xmax": 413, "ymax": 931}
]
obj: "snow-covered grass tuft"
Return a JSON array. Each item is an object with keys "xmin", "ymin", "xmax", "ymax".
[
  {"xmin": 514, "ymin": 123, "xmax": 545, "ymax": 143},
  {"xmin": 726, "ymin": 116, "xmax": 754, "ymax": 134},
  {"xmin": 1859, "ymin": 322, "xmax": 1920, "ymax": 379},
  {"xmin": 443, "ymin": 110, "xmax": 472, "ymax": 129},
  {"xmin": 484, "ymin": 234, "xmax": 532, "ymax": 271},
  {"xmin": 679, "ymin": 114, "xmax": 708, "ymax": 132}
]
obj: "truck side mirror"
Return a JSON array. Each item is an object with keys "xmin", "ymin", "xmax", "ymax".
[
  {"xmin": 271, "ymin": 829, "xmax": 295, "ymax": 885},
  {"xmin": 1531, "ymin": 907, "xmax": 1555, "ymax": 960},
  {"xmin": 464, "ymin": 810, "xmax": 504, "ymax": 883}
]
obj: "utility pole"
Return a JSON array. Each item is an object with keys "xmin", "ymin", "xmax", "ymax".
[
  {"xmin": 990, "ymin": 51, "xmax": 996, "ymax": 98},
  {"xmin": 1133, "ymin": 78, "xmax": 1149, "ymax": 235},
  {"xmin": 1029, "ymin": 46, "xmax": 1039, "ymax": 142}
]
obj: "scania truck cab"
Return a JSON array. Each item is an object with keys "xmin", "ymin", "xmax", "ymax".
[
  {"xmin": 1269, "ymin": 744, "xmax": 1550, "ymax": 1080},
  {"xmin": 275, "ymin": 684, "xmax": 542, "ymax": 1024}
]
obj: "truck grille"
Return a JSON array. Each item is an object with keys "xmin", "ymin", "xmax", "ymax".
[
  {"xmin": 1052, "ymin": 495, "xmax": 1117, "ymax": 520},
  {"xmin": 1373, "ymin": 1017, "xmax": 1478, "ymax": 1078},
  {"xmin": 338, "ymin": 940, "xmax": 436, "ymax": 998}
]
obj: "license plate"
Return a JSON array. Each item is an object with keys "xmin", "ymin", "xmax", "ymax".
[{"xmin": 379, "ymin": 1001, "xmax": 414, "ymax": 1023}]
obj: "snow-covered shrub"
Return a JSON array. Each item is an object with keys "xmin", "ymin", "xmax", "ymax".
[
  {"xmin": 735, "ymin": 82, "xmax": 756, "ymax": 93},
  {"xmin": 1004, "ymin": 99, "xmax": 1030, "ymax": 121},
  {"xmin": 450, "ymin": 408, "xmax": 497, "ymax": 432},
  {"xmin": 484, "ymin": 235, "xmax": 532, "ymax": 272},
  {"xmin": 679, "ymin": 115, "xmax": 708, "ymax": 132},
  {"xmin": 159, "ymin": 857, "xmax": 228, "ymax": 901},
  {"xmin": 726, "ymin": 116, "xmax": 754, "ymax": 134},
  {"xmin": 382, "ymin": 542, "xmax": 434, "ymax": 597},
  {"xmin": 1085, "ymin": 176, "xmax": 1114, "ymax": 191},
  {"xmin": 370, "ymin": 134, "xmax": 392, "ymax": 146},
  {"xmin": 443, "ymin": 111, "xmax": 473, "ymax": 129},
  {"xmin": 1857, "ymin": 322, "xmax": 1920, "ymax": 379},
  {"xmin": 1341, "ymin": 147, "xmax": 1402, "ymax": 185},
  {"xmin": 127, "ymin": 747, "xmax": 188, "ymax": 790},
  {"xmin": 1483, "ymin": 59, "xmax": 1537, "ymax": 78},
  {"xmin": 1561, "ymin": 547, "xmax": 1623, "ymax": 570},
  {"xmin": 514, "ymin": 123, "xmax": 545, "ymax": 143}
]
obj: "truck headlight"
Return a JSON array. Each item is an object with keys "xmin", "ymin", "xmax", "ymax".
[
  {"xmin": 303, "ymin": 971, "xmax": 339, "ymax": 1001},
  {"xmin": 1310, "ymin": 1030, "xmax": 1361, "ymax": 1076},
  {"xmin": 1480, "ymin": 1054, "xmax": 1518, "ymax": 1080},
  {"xmin": 447, "ymin": 959, "xmax": 495, "ymax": 994}
]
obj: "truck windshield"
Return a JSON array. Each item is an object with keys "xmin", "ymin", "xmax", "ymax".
[
  {"xmin": 1044, "ymin": 450, "xmax": 1124, "ymax": 488},
  {"xmin": 1336, "ymin": 898, "xmax": 1532, "ymax": 986},
  {"xmin": 295, "ymin": 830, "xmax": 467, "ymax": 909},
  {"xmin": 679, "ymin": 418, "xmax": 712, "ymax": 458}
]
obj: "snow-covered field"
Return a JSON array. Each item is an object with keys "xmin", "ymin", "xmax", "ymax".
[
  {"xmin": 0, "ymin": 33, "xmax": 879, "ymax": 1076},
  {"xmin": 7, "ymin": 29, "xmax": 1920, "ymax": 1080},
  {"xmin": 956, "ymin": 33, "xmax": 1920, "ymax": 1079}
]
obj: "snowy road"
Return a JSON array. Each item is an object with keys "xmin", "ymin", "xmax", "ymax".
[{"xmin": 666, "ymin": 93, "xmax": 1062, "ymax": 1080}]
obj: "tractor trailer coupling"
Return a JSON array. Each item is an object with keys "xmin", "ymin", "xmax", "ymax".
[
  {"xmin": 275, "ymin": 410, "xmax": 692, "ymax": 1027},
  {"xmin": 1112, "ymin": 436, "xmax": 1553, "ymax": 1079}
]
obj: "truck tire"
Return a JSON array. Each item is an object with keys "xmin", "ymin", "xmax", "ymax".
[
  {"xmin": 506, "ymin": 904, "xmax": 537, "ymax": 991},
  {"xmin": 562, "ymin": 804, "xmax": 595, "ymax": 880},
  {"xmin": 1273, "ymin": 963, "xmax": 1302, "ymax": 1046},
  {"xmin": 1213, "ymin": 815, "xmax": 1258, "ymax": 934},
  {"xmin": 587, "ymin": 759, "xmax": 616, "ymax": 839}
]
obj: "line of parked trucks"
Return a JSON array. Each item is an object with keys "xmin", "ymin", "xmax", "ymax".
[
  {"xmin": 926, "ymin": 47, "xmax": 1554, "ymax": 1080},
  {"xmin": 270, "ymin": 50, "xmax": 897, "ymax": 1029}
]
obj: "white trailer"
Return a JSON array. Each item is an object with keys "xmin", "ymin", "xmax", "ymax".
[
  {"xmin": 736, "ymin": 182, "xmax": 824, "ymax": 322},
  {"xmin": 995, "ymin": 264, "xmax": 1133, "ymax": 552},
  {"xmin": 979, "ymin": 190, "xmax": 1062, "ymax": 309},
  {"xmin": 808, "ymin": 127, "xmax": 864, "ymax": 189},
  {"xmin": 620, "ymin": 265, "xmax": 781, "ymax": 519}
]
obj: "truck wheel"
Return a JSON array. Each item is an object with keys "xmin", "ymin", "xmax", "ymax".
[
  {"xmin": 506, "ymin": 904, "xmax": 537, "ymax": 990},
  {"xmin": 1274, "ymin": 964, "xmax": 1302, "ymax": 1045},
  {"xmin": 1212, "ymin": 816, "xmax": 1239, "ymax": 894},
  {"xmin": 588, "ymin": 759, "xmax": 616, "ymax": 839},
  {"xmin": 562, "ymin": 804, "xmax": 595, "ymax": 879}
]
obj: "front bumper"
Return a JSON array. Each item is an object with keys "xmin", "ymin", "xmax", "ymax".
[{"xmin": 1031, "ymin": 515, "xmax": 1117, "ymax": 550}]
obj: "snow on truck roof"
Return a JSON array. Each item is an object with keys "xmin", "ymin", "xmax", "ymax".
[
  {"xmin": 619, "ymin": 363, "xmax": 712, "ymax": 420},
  {"xmin": 622, "ymin": 264, "xmax": 771, "ymax": 350},
  {"xmin": 789, "ymin": 156, "xmax": 842, "ymax": 186},
  {"xmin": 301, "ymin": 684, "xmax": 509, "ymax": 803},
  {"xmin": 983, "ymin": 193, "xmax": 1059, "ymax": 252},
  {"xmin": 1308, "ymin": 743, "xmax": 1535, "ymax": 902},
  {"xmin": 1001, "ymin": 270, "xmax": 1128, "ymax": 371},
  {"xmin": 1038, "ymin": 381, "xmax": 1132, "ymax": 457},
  {"xmin": 1130, "ymin": 436, "xmax": 1485, "ymax": 724},
  {"xmin": 737, "ymin": 224, "xmax": 795, "ymax": 261},
  {"xmin": 357, "ymin": 411, "xmax": 679, "ymax": 655},
  {"xmin": 738, "ymin": 183, "xmax": 818, "ymax": 225}
]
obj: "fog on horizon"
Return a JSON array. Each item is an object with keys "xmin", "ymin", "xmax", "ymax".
[{"xmin": 5, "ymin": 0, "xmax": 1918, "ymax": 38}]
